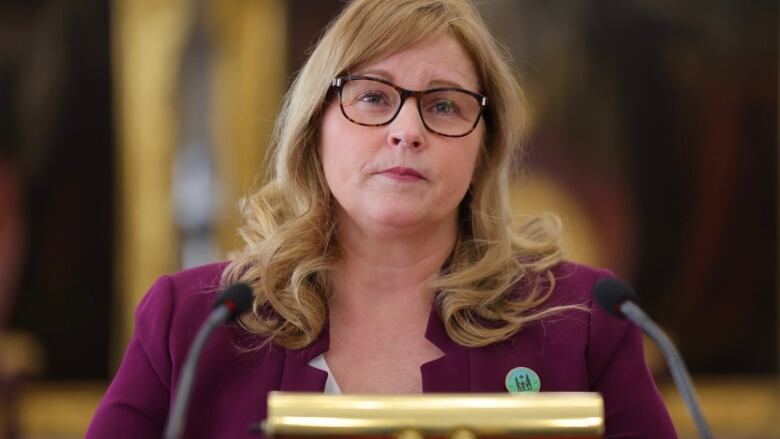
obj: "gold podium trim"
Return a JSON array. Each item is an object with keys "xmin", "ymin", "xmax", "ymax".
[{"xmin": 265, "ymin": 392, "xmax": 604, "ymax": 437}]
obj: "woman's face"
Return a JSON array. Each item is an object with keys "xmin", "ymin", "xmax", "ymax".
[{"xmin": 320, "ymin": 35, "xmax": 484, "ymax": 236}]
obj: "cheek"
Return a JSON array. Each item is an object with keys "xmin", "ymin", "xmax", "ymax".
[
  {"xmin": 447, "ymin": 136, "xmax": 482, "ymax": 190},
  {"xmin": 320, "ymin": 104, "xmax": 347, "ymax": 182},
  {"xmin": 319, "ymin": 104, "xmax": 368, "ymax": 204},
  {"xmin": 426, "ymin": 142, "xmax": 480, "ymax": 219}
]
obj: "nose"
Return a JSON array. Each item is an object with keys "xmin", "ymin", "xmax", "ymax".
[{"xmin": 387, "ymin": 98, "xmax": 425, "ymax": 149}]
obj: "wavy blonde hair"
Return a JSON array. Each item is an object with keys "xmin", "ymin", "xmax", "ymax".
[{"xmin": 222, "ymin": 0, "xmax": 570, "ymax": 349}]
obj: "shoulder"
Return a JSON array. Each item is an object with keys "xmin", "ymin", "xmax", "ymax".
[
  {"xmin": 543, "ymin": 261, "xmax": 615, "ymax": 309},
  {"xmin": 517, "ymin": 260, "xmax": 616, "ymax": 321},
  {"xmin": 134, "ymin": 262, "xmax": 231, "ymax": 363},
  {"xmin": 137, "ymin": 261, "xmax": 228, "ymax": 318}
]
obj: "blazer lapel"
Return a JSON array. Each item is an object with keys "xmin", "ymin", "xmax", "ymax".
[
  {"xmin": 279, "ymin": 328, "xmax": 329, "ymax": 392},
  {"xmin": 421, "ymin": 308, "xmax": 471, "ymax": 392}
]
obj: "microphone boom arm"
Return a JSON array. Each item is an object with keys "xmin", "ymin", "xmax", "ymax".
[
  {"xmin": 620, "ymin": 301, "xmax": 714, "ymax": 439},
  {"xmin": 164, "ymin": 305, "xmax": 230, "ymax": 439}
]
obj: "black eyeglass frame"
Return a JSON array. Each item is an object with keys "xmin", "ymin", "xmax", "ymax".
[{"xmin": 331, "ymin": 75, "xmax": 488, "ymax": 138}]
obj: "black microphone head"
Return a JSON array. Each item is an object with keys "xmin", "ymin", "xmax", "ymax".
[
  {"xmin": 213, "ymin": 283, "xmax": 254, "ymax": 321},
  {"xmin": 594, "ymin": 277, "xmax": 637, "ymax": 318}
]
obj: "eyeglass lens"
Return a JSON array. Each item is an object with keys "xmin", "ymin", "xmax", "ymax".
[{"xmin": 339, "ymin": 78, "xmax": 482, "ymax": 137}]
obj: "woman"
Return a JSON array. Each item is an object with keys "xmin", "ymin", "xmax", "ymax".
[{"xmin": 88, "ymin": 0, "xmax": 677, "ymax": 437}]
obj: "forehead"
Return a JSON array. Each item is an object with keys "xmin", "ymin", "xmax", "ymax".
[{"xmin": 353, "ymin": 35, "xmax": 480, "ymax": 91}]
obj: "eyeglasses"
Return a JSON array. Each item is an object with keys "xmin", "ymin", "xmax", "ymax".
[{"xmin": 330, "ymin": 75, "xmax": 487, "ymax": 138}]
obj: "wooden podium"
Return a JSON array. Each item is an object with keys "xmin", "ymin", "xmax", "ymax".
[{"xmin": 264, "ymin": 392, "xmax": 604, "ymax": 438}]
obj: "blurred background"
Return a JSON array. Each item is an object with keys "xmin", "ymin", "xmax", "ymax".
[{"xmin": 0, "ymin": 0, "xmax": 776, "ymax": 438}]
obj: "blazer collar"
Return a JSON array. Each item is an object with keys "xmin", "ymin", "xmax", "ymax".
[{"xmin": 277, "ymin": 309, "xmax": 472, "ymax": 393}]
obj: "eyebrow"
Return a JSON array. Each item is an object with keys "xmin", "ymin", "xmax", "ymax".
[{"xmin": 355, "ymin": 68, "xmax": 472, "ymax": 90}]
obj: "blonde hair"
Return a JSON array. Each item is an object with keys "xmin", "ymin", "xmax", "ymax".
[{"xmin": 222, "ymin": 0, "xmax": 570, "ymax": 349}]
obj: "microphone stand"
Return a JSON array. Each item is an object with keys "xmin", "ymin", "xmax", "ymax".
[
  {"xmin": 620, "ymin": 301, "xmax": 714, "ymax": 439},
  {"xmin": 163, "ymin": 306, "xmax": 230, "ymax": 439}
]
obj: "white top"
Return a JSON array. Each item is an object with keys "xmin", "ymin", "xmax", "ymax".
[{"xmin": 307, "ymin": 353, "xmax": 342, "ymax": 394}]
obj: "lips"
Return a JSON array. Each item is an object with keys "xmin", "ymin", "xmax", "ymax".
[{"xmin": 378, "ymin": 167, "xmax": 426, "ymax": 181}]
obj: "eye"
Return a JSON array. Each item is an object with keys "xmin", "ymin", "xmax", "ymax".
[
  {"xmin": 430, "ymin": 98, "xmax": 459, "ymax": 115},
  {"xmin": 426, "ymin": 97, "xmax": 460, "ymax": 117},
  {"xmin": 357, "ymin": 90, "xmax": 389, "ymax": 105}
]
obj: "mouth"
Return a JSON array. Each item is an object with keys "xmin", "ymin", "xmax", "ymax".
[{"xmin": 377, "ymin": 167, "xmax": 426, "ymax": 182}]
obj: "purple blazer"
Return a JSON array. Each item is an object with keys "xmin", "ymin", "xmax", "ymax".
[{"xmin": 86, "ymin": 262, "xmax": 677, "ymax": 438}]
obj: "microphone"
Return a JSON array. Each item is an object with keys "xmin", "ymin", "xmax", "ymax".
[
  {"xmin": 163, "ymin": 283, "xmax": 254, "ymax": 439},
  {"xmin": 593, "ymin": 277, "xmax": 714, "ymax": 439}
]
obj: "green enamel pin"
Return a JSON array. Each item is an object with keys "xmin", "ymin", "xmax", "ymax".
[{"xmin": 505, "ymin": 367, "xmax": 541, "ymax": 393}]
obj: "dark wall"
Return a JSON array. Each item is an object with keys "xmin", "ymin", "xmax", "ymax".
[
  {"xmin": 482, "ymin": 0, "xmax": 777, "ymax": 374},
  {"xmin": 2, "ymin": 0, "xmax": 113, "ymax": 380}
]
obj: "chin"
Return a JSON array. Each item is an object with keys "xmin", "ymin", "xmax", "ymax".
[
  {"xmin": 336, "ymin": 195, "xmax": 453, "ymax": 233},
  {"xmin": 366, "ymin": 208, "xmax": 426, "ymax": 230}
]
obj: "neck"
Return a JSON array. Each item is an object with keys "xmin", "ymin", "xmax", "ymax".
[{"xmin": 329, "ymin": 212, "xmax": 458, "ymax": 317}]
